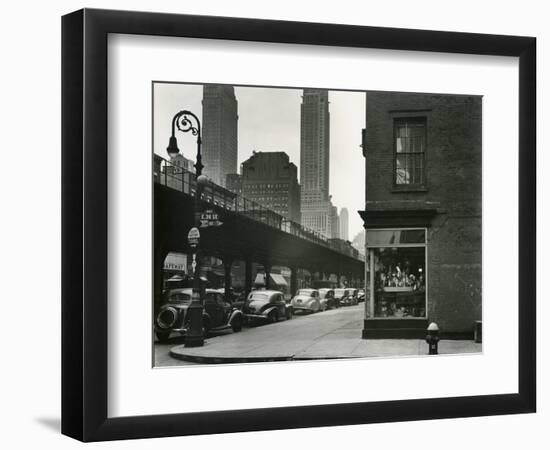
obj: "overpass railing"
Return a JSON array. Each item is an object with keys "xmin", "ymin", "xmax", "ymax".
[{"xmin": 154, "ymin": 155, "xmax": 360, "ymax": 259}]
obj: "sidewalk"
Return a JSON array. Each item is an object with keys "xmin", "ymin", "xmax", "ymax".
[{"xmin": 170, "ymin": 304, "xmax": 481, "ymax": 364}]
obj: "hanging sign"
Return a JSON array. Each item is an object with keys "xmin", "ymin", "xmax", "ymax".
[
  {"xmin": 199, "ymin": 209, "xmax": 223, "ymax": 228},
  {"xmin": 187, "ymin": 227, "xmax": 200, "ymax": 248}
]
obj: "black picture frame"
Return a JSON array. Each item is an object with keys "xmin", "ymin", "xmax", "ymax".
[{"xmin": 61, "ymin": 8, "xmax": 536, "ymax": 442}]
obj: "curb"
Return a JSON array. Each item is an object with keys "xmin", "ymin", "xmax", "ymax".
[
  {"xmin": 169, "ymin": 350, "xmax": 293, "ymax": 364},
  {"xmin": 169, "ymin": 348, "xmax": 362, "ymax": 364}
]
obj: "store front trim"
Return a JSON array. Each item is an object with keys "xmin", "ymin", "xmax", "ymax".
[{"xmin": 359, "ymin": 209, "xmax": 436, "ymax": 339}]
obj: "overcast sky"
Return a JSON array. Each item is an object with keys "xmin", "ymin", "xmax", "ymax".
[{"xmin": 153, "ymin": 82, "xmax": 366, "ymax": 239}]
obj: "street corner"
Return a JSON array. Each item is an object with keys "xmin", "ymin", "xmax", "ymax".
[{"xmin": 169, "ymin": 340, "xmax": 294, "ymax": 364}]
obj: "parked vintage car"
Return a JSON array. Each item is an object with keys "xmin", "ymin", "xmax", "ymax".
[
  {"xmin": 291, "ymin": 289, "xmax": 321, "ymax": 313},
  {"xmin": 213, "ymin": 288, "xmax": 246, "ymax": 309},
  {"xmin": 243, "ymin": 289, "xmax": 293, "ymax": 323},
  {"xmin": 155, "ymin": 288, "xmax": 244, "ymax": 342},
  {"xmin": 344, "ymin": 288, "xmax": 359, "ymax": 305},
  {"xmin": 333, "ymin": 288, "xmax": 350, "ymax": 307},
  {"xmin": 318, "ymin": 288, "xmax": 337, "ymax": 310}
]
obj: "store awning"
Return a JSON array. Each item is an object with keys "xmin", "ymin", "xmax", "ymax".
[
  {"xmin": 270, "ymin": 274, "xmax": 288, "ymax": 286},
  {"xmin": 254, "ymin": 273, "xmax": 288, "ymax": 286},
  {"xmin": 254, "ymin": 273, "xmax": 266, "ymax": 285},
  {"xmin": 166, "ymin": 275, "xmax": 184, "ymax": 282}
]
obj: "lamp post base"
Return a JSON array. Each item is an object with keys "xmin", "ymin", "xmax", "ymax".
[
  {"xmin": 184, "ymin": 299, "xmax": 204, "ymax": 348},
  {"xmin": 184, "ymin": 335, "xmax": 204, "ymax": 348}
]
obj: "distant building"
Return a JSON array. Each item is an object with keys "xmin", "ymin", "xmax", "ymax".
[
  {"xmin": 241, "ymin": 151, "xmax": 301, "ymax": 223},
  {"xmin": 330, "ymin": 204, "xmax": 339, "ymax": 239},
  {"xmin": 202, "ymin": 85, "xmax": 238, "ymax": 187},
  {"xmin": 339, "ymin": 208, "xmax": 349, "ymax": 241},
  {"xmin": 169, "ymin": 153, "xmax": 194, "ymax": 172},
  {"xmin": 300, "ymin": 89, "xmax": 330, "ymax": 204},
  {"xmin": 301, "ymin": 199, "xmax": 339, "ymax": 239},
  {"xmin": 351, "ymin": 229, "xmax": 365, "ymax": 256},
  {"xmin": 153, "ymin": 153, "xmax": 194, "ymax": 192},
  {"xmin": 299, "ymin": 89, "xmax": 338, "ymax": 238},
  {"xmin": 225, "ymin": 173, "xmax": 243, "ymax": 196}
]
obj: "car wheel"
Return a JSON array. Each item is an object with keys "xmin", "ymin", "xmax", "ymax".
[
  {"xmin": 231, "ymin": 316, "xmax": 243, "ymax": 332},
  {"xmin": 268, "ymin": 310, "xmax": 279, "ymax": 323},
  {"xmin": 156, "ymin": 331, "xmax": 170, "ymax": 342}
]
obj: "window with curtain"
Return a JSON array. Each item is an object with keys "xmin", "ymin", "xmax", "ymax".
[{"xmin": 394, "ymin": 118, "xmax": 426, "ymax": 186}]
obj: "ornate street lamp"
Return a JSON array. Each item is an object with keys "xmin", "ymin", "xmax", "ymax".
[{"xmin": 167, "ymin": 110, "xmax": 208, "ymax": 347}]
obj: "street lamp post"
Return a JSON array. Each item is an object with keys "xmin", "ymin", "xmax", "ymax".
[{"xmin": 167, "ymin": 110, "xmax": 207, "ymax": 347}]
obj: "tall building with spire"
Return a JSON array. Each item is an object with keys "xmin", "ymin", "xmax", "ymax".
[
  {"xmin": 339, "ymin": 207, "xmax": 349, "ymax": 241},
  {"xmin": 300, "ymin": 89, "xmax": 338, "ymax": 239},
  {"xmin": 201, "ymin": 85, "xmax": 238, "ymax": 187}
]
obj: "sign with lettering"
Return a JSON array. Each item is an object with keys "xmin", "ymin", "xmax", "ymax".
[
  {"xmin": 187, "ymin": 227, "xmax": 200, "ymax": 248},
  {"xmin": 199, "ymin": 209, "xmax": 223, "ymax": 228},
  {"xmin": 163, "ymin": 252, "xmax": 187, "ymax": 272}
]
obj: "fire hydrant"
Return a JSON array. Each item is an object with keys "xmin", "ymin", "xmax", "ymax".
[{"xmin": 425, "ymin": 322, "xmax": 440, "ymax": 355}]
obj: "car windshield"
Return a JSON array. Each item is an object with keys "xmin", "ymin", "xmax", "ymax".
[
  {"xmin": 249, "ymin": 293, "xmax": 269, "ymax": 302},
  {"xmin": 166, "ymin": 291, "xmax": 192, "ymax": 304},
  {"xmin": 297, "ymin": 289, "xmax": 314, "ymax": 296}
]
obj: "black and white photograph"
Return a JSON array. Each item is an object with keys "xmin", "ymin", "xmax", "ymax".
[
  {"xmin": 1, "ymin": 0, "xmax": 543, "ymax": 447},
  {"xmin": 152, "ymin": 83, "xmax": 482, "ymax": 366}
]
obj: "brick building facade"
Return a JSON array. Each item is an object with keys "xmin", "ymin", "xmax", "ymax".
[{"xmin": 360, "ymin": 92, "xmax": 482, "ymax": 339}]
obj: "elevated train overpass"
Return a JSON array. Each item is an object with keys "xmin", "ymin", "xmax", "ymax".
[{"xmin": 154, "ymin": 156, "xmax": 364, "ymax": 304}]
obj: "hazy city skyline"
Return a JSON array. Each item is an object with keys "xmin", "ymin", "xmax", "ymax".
[{"xmin": 153, "ymin": 82, "xmax": 365, "ymax": 238}]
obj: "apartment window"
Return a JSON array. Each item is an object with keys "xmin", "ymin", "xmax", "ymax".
[{"xmin": 394, "ymin": 118, "xmax": 426, "ymax": 186}]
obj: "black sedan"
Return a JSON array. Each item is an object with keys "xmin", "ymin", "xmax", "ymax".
[
  {"xmin": 155, "ymin": 288, "xmax": 244, "ymax": 342},
  {"xmin": 243, "ymin": 290, "xmax": 293, "ymax": 323}
]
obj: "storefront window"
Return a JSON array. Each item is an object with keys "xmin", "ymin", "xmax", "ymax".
[{"xmin": 367, "ymin": 229, "xmax": 426, "ymax": 318}]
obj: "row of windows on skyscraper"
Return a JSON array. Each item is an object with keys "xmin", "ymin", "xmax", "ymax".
[{"xmin": 169, "ymin": 84, "xmax": 349, "ymax": 241}]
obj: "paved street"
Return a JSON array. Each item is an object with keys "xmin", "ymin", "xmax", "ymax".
[
  {"xmin": 154, "ymin": 307, "xmax": 322, "ymax": 366},
  {"xmin": 155, "ymin": 335, "xmax": 198, "ymax": 366},
  {"xmin": 156, "ymin": 304, "xmax": 481, "ymax": 366}
]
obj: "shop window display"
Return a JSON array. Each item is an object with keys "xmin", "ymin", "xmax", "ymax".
[{"xmin": 366, "ymin": 229, "xmax": 426, "ymax": 318}]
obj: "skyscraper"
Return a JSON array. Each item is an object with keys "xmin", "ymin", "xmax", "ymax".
[
  {"xmin": 201, "ymin": 85, "xmax": 238, "ymax": 187},
  {"xmin": 300, "ymin": 89, "xmax": 337, "ymax": 239},
  {"xmin": 225, "ymin": 173, "xmax": 243, "ymax": 196},
  {"xmin": 300, "ymin": 89, "xmax": 330, "ymax": 203},
  {"xmin": 339, "ymin": 207, "xmax": 349, "ymax": 241}
]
